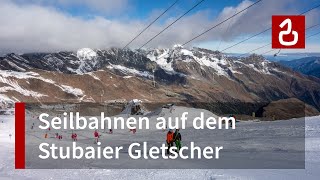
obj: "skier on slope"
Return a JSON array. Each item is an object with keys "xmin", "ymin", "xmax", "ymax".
[
  {"xmin": 94, "ymin": 130, "xmax": 99, "ymax": 144},
  {"xmin": 129, "ymin": 128, "xmax": 136, "ymax": 134},
  {"xmin": 229, "ymin": 114, "xmax": 236, "ymax": 127},
  {"xmin": 71, "ymin": 133, "xmax": 77, "ymax": 141},
  {"xmin": 166, "ymin": 129, "xmax": 174, "ymax": 155},
  {"xmin": 174, "ymin": 128, "xmax": 182, "ymax": 151}
]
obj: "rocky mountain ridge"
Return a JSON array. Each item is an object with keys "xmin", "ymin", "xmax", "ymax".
[{"xmin": 1, "ymin": 46, "xmax": 319, "ymax": 113}]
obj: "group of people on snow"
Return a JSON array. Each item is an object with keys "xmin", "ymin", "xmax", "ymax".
[
  {"xmin": 54, "ymin": 133, "xmax": 63, "ymax": 140},
  {"xmin": 32, "ymin": 104, "xmax": 185, "ymax": 150},
  {"xmin": 166, "ymin": 128, "xmax": 182, "ymax": 154}
]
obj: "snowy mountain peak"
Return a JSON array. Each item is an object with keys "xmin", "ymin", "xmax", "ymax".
[
  {"xmin": 173, "ymin": 44, "xmax": 183, "ymax": 49},
  {"xmin": 76, "ymin": 48, "xmax": 97, "ymax": 60}
]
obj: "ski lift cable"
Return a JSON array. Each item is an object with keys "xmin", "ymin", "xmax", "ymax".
[
  {"xmin": 239, "ymin": 23, "xmax": 320, "ymax": 57},
  {"xmin": 220, "ymin": 3, "xmax": 320, "ymax": 53},
  {"xmin": 274, "ymin": 49, "xmax": 282, "ymax": 57},
  {"xmin": 260, "ymin": 31, "xmax": 320, "ymax": 56},
  {"xmin": 260, "ymin": 49, "xmax": 275, "ymax": 56},
  {"xmin": 122, "ymin": 0, "xmax": 180, "ymax": 50},
  {"xmin": 239, "ymin": 43, "xmax": 271, "ymax": 57},
  {"xmin": 181, "ymin": 0, "xmax": 263, "ymax": 47},
  {"xmin": 216, "ymin": 7, "xmax": 239, "ymax": 51},
  {"xmin": 138, "ymin": 0, "xmax": 207, "ymax": 50},
  {"xmin": 221, "ymin": 29, "xmax": 270, "ymax": 53}
]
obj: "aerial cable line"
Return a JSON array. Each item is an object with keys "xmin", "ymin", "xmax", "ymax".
[
  {"xmin": 273, "ymin": 49, "xmax": 282, "ymax": 57},
  {"xmin": 181, "ymin": 0, "xmax": 263, "ymax": 47},
  {"xmin": 220, "ymin": 28, "xmax": 269, "ymax": 53},
  {"xmin": 138, "ymin": 0, "xmax": 206, "ymax": 50},
  {"xmin": 216, "ymin": 7, "xmax": 238, "ymax": 51},
  {"xmin": 259, "ymin": 49, "xmax": 275, "ymax": 56},
  {"xmin": 260, "ymin": 31, "xmax": 320, "ymax": 56},
  {"xmin": 220, "ymin": 3, "xmax": 320, "ymax": 53},
  {"xmin": 122, "ymin": 0, "xmax": 180, "ymax": 50},
  {"xmin": 239, "ymin": 23, "xmax": 320, "ymax": 57}
]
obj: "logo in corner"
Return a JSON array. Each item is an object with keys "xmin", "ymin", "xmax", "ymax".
[{"xmin": 272, "ymin": 15, "xmax": 305, "ymax": 49}]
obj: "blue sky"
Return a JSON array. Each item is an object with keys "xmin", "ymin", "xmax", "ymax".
[
  {"xmin": 63, "ymin": 0, "xmax": 244, "ymax": 19},
  {"xmin": 53, "ymin": 0, "xmax": 320, "ymax": 21},
  {"xmin": 0, "ymin": 0, "xmax": 319, "ymax": 54}
]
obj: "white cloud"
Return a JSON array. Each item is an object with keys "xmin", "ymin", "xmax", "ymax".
[
  {"xmin": 0, "ymin": 0, "xmax": 319, "ymax": 54},
  {"xmin": 0, "ymin": 0, "xmax": 138, "ymax": 54}
]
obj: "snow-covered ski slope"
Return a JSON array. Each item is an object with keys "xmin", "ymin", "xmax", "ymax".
[{"xmin": 0, "ymin": 106, "xmax": 320, "ymax": 179}]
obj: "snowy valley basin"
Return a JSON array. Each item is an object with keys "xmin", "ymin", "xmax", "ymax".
[{"xmin": 24, "ymin": 103, "xmax": 305, "ymax": 169}]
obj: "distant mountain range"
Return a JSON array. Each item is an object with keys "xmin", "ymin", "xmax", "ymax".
[
  {"xmin": 279, "ymin": 57, "xmax": 320, "ymax": 78},
  {"xmin": 1, "ymin": 46, "xmax": 320, "ymax": 113},
  {"xmin": 264, "ymin": 53, "xmax": 320, "ymax": 62},
  {"xmin": 227, "ymin": 52, "xmax": 320, "ymax": 62}
]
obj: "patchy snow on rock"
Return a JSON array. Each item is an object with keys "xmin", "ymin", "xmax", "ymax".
[
  {"xmin": 7, "ymin": 61, "xmax": 26, "ymax": 71},
  {"xmin": 107, "ymin": 64, "xmax": 153, "ymax": 79},
  {"xmin": 76, "ymin": 48, "xmax": 97, "ymax": 60},
  {"xmin": 67, "ymin": 67, "xmax": 77, "ymax": 73},
  {"xmin": 75, "ymin": 48, "xmax": 99, "ymax": 74},
  {"xmin": 147, "ymin": 49, "xmax": 175, "ymax": 72},
  {"xmin": 0, "ymin": 94, "xmax": 14, "ymax": 104},
  {"xmin": 131, "ymin": 99, "xmax": 142, "ymax": 104},
  {"xmin": 180, "ymin": 49, "xmax": 193, "ymax": 56},
  {"xmin": 59, "ymin": 85, "xmax": 84, "ymax": 97},
  {"xmin": 79, "ymin": 95, "xmax": 95, "ymax": 102},
  {"xmin": 0, "ymin": 70, "xmax": 55, "ymax": 84},
  {"xmin": 87, "ymin": 72, "xmax": 101, "ymax": 81},
  {"xmin": 0, "ymin": 77, "xmax": 46, "ymax": 98},
  {"xmin": 147, "ymin": 46, "xmax": 232, "ymax": 77},
  {"xmin": 0, "ymin": 70, "xmax": 89, "ymax": 99},
  {"xmin": 229, "ymin": 68, "xmax": 243, "ymax": 74},
  {"xmin": 0, "ymin": 70, "xmax": 38, "ymax": 79},
  {"xmin": 247, "ymin": 62, "xmax": 272, "ymax": 75},
  {"xmin": 174, "ymin": 47, "xmax": 230, "ymax": 76},
  {"xmin": 194, "ymin": 56, "xmax": 229, "ymax": 76},
  {"xmin": 232, "ymin": 59, "xmax": 278, "ymax": 75}
]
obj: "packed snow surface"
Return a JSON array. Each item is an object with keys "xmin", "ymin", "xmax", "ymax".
[{"xmin": 0, "ymin": 106, "xmax": 319, "ymax": 179}]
